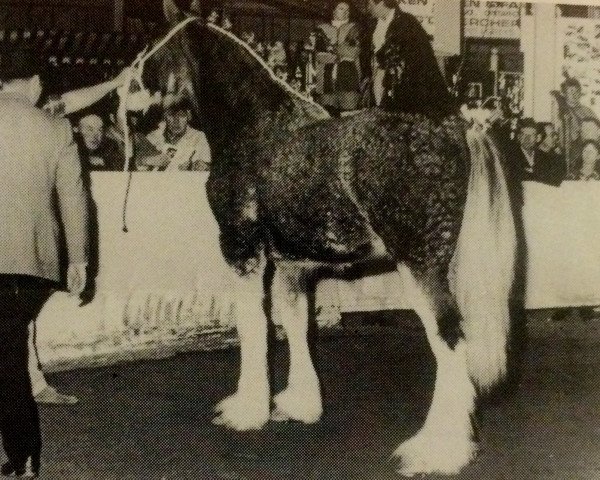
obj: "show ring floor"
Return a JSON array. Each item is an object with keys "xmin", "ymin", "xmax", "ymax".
[{"xmin": 6, "ymin": 310, "xmax": 600, "ymax": 479}]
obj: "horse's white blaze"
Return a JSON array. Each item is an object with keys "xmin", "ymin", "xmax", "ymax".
[
  {"xmin": 393, "ymin": 264, "xmax": 477, "ymax": 476},
  {"xmin": 213, "ymin": 257, "xmax": 270, "ymax": 430},
  {"xmin": 271, "ymin": 264, "xmax": 322, "ymax": 423}
]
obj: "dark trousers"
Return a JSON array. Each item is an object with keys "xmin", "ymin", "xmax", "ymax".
[{"xmin": 0, "ymin": 275, "xmax": 55, "ymax": 471}]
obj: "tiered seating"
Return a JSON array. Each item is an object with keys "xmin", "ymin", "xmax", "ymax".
[{"xmin": 0, "ymin": 28, "xmax": 158, "ymax": 90}]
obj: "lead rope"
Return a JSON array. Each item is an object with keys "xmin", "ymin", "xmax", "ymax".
[{"xmin": 120, "ymin": 16, "xmax": 200, "ymax": 233}]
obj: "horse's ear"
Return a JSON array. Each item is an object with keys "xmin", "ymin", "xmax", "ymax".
[{"xmin": 163, "ymin": 0, "xmax": 186, "ymax": 24}]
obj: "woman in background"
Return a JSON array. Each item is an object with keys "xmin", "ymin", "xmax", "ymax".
[{"xmin": 313, "ymin": 2, "xmax": 361, "ymax": 115}]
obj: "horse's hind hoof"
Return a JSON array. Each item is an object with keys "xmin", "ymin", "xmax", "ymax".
[{"xmin": 213, "ymin": 393, "xmax": 269, "ymax": 431}]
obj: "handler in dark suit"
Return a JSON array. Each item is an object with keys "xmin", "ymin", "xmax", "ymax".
[
  {"xmin": 367, "ymin": 0, "xmax": 455, "ymax": 118},
  {"xmin": 0, "ymin": 50, "xmax": 89, "ymax": 477}
]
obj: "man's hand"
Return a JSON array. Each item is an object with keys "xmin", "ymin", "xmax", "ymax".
[
  {"xmin": 67, "ymin": 263, "xmax": 87, "ymax": 296},
  {"xmin": 139, "ymin": 153, "xmax": 171, "ymax": 170}
]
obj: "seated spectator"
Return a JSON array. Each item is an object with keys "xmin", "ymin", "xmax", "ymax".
[
  {"xmin": 568, "ymin": 140, "xmax": 600, "ymax": 180},
  {"xmin": 207, "ymin": 9, "xmax": 219, "ymax": 25},
  {"xmin": 289, "ymin": 77, "xmax": 303, "ymax": 93},
  {"xmin": 535, "ymin": 122, "xmax": 566, "ymax": 186},
  {"xmin": 74, "ymin": 111, "xmax": 123, "ymax": 171},
  {"xmin": 221, "ymin": 14, "xmax": 233, "ymax": 31},
  {"xmin": 145, "ymin": 97, "xmax": 211, "ymax": 171},
  {"xmin": 507, "ymin": 118, "xmax": 565, "ymax": 186}
]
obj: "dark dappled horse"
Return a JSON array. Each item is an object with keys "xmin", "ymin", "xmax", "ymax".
[{"xmin": 132, "ymin": 1, "xmax": 517, "ymax": 475}]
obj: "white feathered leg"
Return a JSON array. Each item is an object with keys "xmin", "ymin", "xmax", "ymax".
[
  {"xmin": 271, "ymin": 264, "xmax": 322, "ymax": 423},
  {"xmin": 213, "ymin": 257, "xmax": 270, "ymax": 430},
  {"xmin": 392, "ymin": 264, "xmax": 477, "ymax": 476}
]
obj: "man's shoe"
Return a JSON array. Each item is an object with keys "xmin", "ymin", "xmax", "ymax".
[
  {"xmin": 34, "ymin": 386, "xmax": 78, "ymax": 405},
  {"xmin": 1, "ymin": 458, "xmax": 38, "ymax": 478}
]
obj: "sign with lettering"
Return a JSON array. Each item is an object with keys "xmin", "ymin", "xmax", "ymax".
[
  {"xmin": 397, "ymin": 1, "xmax": 521, "ymax": 39},
  {"xmin": 463, "ymin": 1, "xmax": 522, "ymax": 39}
]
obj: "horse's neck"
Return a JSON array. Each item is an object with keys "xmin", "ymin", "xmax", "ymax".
[
  {"xmin": 201, "ymin": 83, "xmax": 319, "ymax": 161},
  {"xmin": 197, "ymin": 29, "xmax": 328, "ymax": 160}
]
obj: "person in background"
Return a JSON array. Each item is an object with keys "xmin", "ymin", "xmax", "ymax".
[
  {"xmin": 206, "ymin": 9, "xmax": 219, "ymax": 25},
  {"xmin": 313, "ymin": 1, "xmax": 361, "ymax": 115},
  {"xmin": 240, "ymin": 31, "xmax": 258, "ymax": 51},
  {"xmin": 145, "ymin": 97, "xmax": 211, "ymax": 171},
  {"xmin": 73, "ymin": 111, "xmax": 123, "ymax": 171},
  {"xmin": 221, "ymin": 14, "xmax": 233, "ymax": 31},
  {"xmin": 0, "ymin": 49, "xmax": 89, "ymax": 477},
  {"xmin": 368, "ymin": 0, "xmax": 455, "ymax": 118},
  {"xmin": 506, "ymin": 118, "xmax": 565, "ymax": 187},
  {"xmin": 552, "ymin": 78, "xmax": 599, "ymax": 177},
  {"xmin": 535, "ymin": 122, "xmax": 566, "ymax": 186},
  {"xmin": 569, "ymin": 140, "xmax": 600, "ymax": 181}
]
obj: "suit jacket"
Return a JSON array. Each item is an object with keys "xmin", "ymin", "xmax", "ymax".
[
  {"xmin": 371, "ymin": 9, "xmax": 456, "ymax": 118},
  {"xmin": 506, "ymin": 142, "xmax": 566, "ymax": 187},
  {"xmin": 0, "ymin": 92, "xmax": 89, "ymax": 282}
]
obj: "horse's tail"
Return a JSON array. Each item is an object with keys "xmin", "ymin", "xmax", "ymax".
[{"xmin": 450, "ymin": 127, "xmax": 517, "ymax": 393}]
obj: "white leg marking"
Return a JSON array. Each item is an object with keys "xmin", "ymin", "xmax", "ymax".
[
  {"xmin": 213, "ymin": 258, "xmax": 270, "ymax": 430},
  {"xmin": 271, "ymin": 265, "xmax": 322, "ymax": 424},
  {"xmin": 392, "ymin": 264, "xmax": 477, "ymax": 476}
]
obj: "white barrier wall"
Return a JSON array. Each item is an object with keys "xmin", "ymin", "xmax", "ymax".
[
  {"xmin": 36, "ymin": 174, "xmax": 600, "ymax": 369},
  {"xmin": 36, "ymin": 173, "xmax": 340, "ymax": 368}
]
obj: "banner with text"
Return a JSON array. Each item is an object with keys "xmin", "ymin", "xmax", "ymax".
[{"xmin": 397, "ymin": 0, "xmax": 522, "ymax": 40}]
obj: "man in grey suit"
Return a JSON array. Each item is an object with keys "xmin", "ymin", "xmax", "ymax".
[{"xmin": 0, "ymin": 49, "xmax": 89, "ymax": 477}]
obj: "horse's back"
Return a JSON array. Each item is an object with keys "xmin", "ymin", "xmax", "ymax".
[{"xmin": 259, "ymin": 110, "xmax": 470, "ymax": 268}]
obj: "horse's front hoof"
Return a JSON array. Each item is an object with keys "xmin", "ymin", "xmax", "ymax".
[
  {"xmin": 271, "ymin": 387, "xmax": 322, "ymax": 424},
  {"xmin": 391, "ymin": 428, "xmax": 478, "ymax": 476},
  {"xmin": 213, "ymin": 393, "xmax": 269, "ymax": 431}
]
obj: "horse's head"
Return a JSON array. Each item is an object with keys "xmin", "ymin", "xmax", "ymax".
[{"xmin": 127, "ymin": 0, "xmax": 328, "ymax": 153}]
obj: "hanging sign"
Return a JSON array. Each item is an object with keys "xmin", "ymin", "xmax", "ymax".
[{"xmin": 464, "ymin": 1, "xmax": 522, "ymax": 39}]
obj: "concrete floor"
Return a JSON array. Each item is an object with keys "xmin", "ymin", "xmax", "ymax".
[{"xmin": 6, "ymin": 310, "xmax": 600, "ymax": 479}]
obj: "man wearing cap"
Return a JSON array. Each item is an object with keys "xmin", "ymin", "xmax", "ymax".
[{"xmin": 0, "ymin": 49, "xmax": 89, "ymax": 477}]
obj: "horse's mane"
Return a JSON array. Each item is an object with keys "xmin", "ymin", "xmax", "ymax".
[{"xmin": 205, "ymin": 23, "xmax": 329, "ymax": 123}]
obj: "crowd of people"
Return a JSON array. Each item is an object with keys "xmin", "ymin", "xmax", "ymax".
[
  {"xmin": 464, "ymin": 76, "xmax": 600, "ymax": 186},
  {"xmin": 68, "ymin": 96, "xmax": 211, "ymax": 172}
]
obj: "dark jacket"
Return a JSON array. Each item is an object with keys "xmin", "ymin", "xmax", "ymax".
[
  {"xmin": 506, "ymin": 142, "xmax": 566, "ymax": 187},
  {"xmin": 372, "ymin": 9, "xmax": 456, "ymax": 118},
  {"xmin": 77, "ymin": 137, "xmax": 124, "ymax": 171}
]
